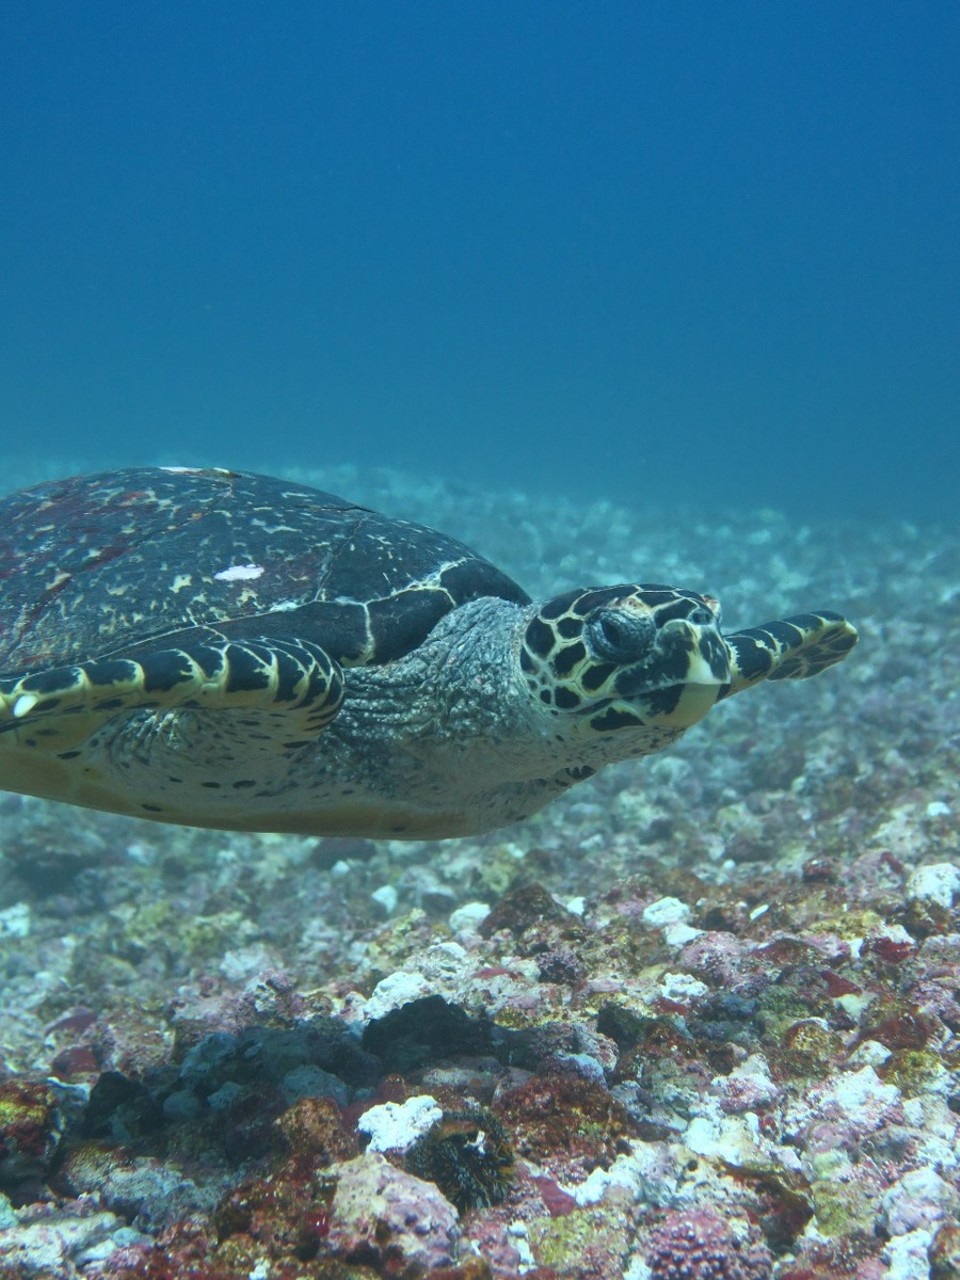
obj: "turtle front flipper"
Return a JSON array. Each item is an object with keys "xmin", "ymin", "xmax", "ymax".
[
  {"xmin": 0, "ymin": 636, "xmax": 344, "ymax": 752},
  {"xmin": 719, "ymin": 611, "xmax": 858, "ymax": 700}
]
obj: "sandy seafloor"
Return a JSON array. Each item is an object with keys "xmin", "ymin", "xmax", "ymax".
[{"xmin": 0, "ymin": 460, "xmax": 958, "ymax": 1280}]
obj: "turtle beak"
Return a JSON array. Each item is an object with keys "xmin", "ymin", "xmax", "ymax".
[
  {"xmin": 666, "ymin": 616, "xmax": 733, "ymax": 727},
  {"xmin": 665, "ymin": 616, "xmax": 733, "ymax": 688},
  {"xmin": 614, "ymin": 614, "xmax": 732, "ymax": 700},
  {"xmin": 596, "ymin": 614, "xmax": 731, "ymax": 730}
]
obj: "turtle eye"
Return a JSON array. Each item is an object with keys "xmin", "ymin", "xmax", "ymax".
[
  {"xmin": 586, "ymin": 608, "xmax": 655, "ymax": 664},
  {"xmin": 688, "ymin": 605, "xmax": 718, "ymax": 627}
]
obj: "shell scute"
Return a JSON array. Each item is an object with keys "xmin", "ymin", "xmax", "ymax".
[{"xmin": 0, "ymin": 468, "xmax": 529, "ymax": 677}]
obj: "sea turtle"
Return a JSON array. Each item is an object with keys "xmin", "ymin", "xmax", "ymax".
[{"xmin": 0, "ymin": 467, "xmax": 857, "ymax": 839}]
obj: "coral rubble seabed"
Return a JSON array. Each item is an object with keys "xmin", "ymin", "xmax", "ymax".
[{"xmin": 0, "ymin": 464, "xmax": 958, "ymax": 1279}]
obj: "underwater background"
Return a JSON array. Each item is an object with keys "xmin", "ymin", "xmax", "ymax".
[
  {"xmin": 2, "ymin": 5, "xmax": 960, "ymax": 1278},
  {"xmin": 2, "ymin": 0, "xmax": 958, "ymax": 522}
]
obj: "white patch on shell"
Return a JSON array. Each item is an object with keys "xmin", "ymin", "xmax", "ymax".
[
  {"xmin": 214, "ymin": 564, "xmax": 265, "ymax": 582},
  {"xmin": 44, "ymin": 569, "xmax": 72, "ymax": 592},
  {"xmin": 160, "ymin": 465, "xmax": 233, "ymax": 475}
]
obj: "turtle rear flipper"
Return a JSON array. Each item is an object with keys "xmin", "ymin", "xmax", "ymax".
[
  {"xmin": 0, "ymin": 636, "xmax": 344, "ymax": 751},
  {"xmin": 720, "ymin": 611, "xmax": 858, "ymax": 700}
]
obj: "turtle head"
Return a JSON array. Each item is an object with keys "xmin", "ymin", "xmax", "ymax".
[{"xmin": 520, "ymin": 585, "xmax": 732, "ymax": 750}]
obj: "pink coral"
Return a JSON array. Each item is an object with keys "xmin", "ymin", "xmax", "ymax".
[{"xmin": 643, "ymin": 1207, "xmax": 773, "ymax": 1280}]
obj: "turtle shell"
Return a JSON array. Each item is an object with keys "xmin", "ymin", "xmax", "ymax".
[{"xmin": 0, "ymin": 467, "xmax": 531, "ymax": 676}]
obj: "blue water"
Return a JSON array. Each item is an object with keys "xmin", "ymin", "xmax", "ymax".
[{"xmin": 2, "ymin": 1, "xmax": 957, "ymax": 522}]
